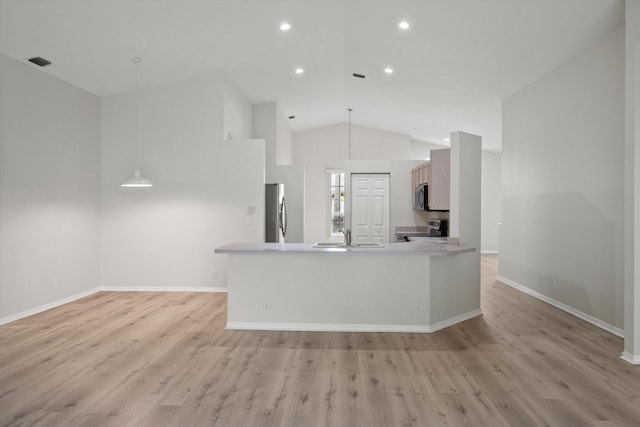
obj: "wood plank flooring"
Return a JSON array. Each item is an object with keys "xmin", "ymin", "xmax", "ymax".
[{"xmin": 1, "ymin": 256, "xmax": 639, "ymax": 426}]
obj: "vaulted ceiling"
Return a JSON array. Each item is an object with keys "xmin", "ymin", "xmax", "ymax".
[{"xmin": 0, "ymin": 0, "xmax": 624, "ymax": 152}]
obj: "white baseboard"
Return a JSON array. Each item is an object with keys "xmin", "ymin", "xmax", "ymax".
[
  {"xmin": 99, "ymin": 286, "xmax": 227, "ymax": 293},
  {"xmin": 0, "ymin": 288, "xmax": 100, "ymax": 326},
  {"xmin": 227, "ymin": 322, "xmax": 432, "ymax": 333},
  {"xmin": 481, "ymin": 250, "xmax": 499, "ymax": 255},
  {"xmin": 498, "ymin": 275, "xmax": 624, "ymax": 338},
  {"xmin": 429, "ymin": 308, "xmax": 483, "ymax": 332},
  {"xmin": 0, "ymin": 286, "xmax": 226, "ymax": 326},
  {"xmin": 227, "ymin": 309, "xmax": 483, "ymax": 333},
  {"xmin": 620, "ymin": 351, "xmax": 640, "ymax": 365}
]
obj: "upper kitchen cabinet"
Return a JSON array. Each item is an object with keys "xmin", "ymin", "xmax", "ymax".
[
  {"xmin": 427, "ymin": 148, "xmax": 450, "ymax": 211},
  {"xmin": 411, "ymin": 162, "xmax": 428, "ymax": 206},
  {"xmin": 411, "ymin": 148, "xmax": 450, "ymax": 211}
]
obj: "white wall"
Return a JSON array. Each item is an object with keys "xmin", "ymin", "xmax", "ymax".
[
  {"xmin": 624, "ymin": 0, "xmax": 640, "ymax": 360},
  {"xmin": 410, "ymin": 140, "xmax": 447, "ymax": 160},
  {"xmin": 276, "ymin": 105, "xmax": 294, "ymax": 165},
  {"xmin": 0, "ymin": 53, "xmax": 101, "ymax": 320},
  {"xmin": 254, "ymin": 103, "xmax": 277, "ymax": 169},
  {"xmin": 414, "ymin": 139, "xmax": 502, "ymax": 253},
  {"xmin": 254, "ymin": 102, "xmax": 304, "ymax": 242},
  {"xmin": 345, "ymin": 160, "xmax": 426, "ymax": 241},
  {"xmin": 254, "ymin": 102, "xmax": 294, "ymax": 167},
  {"xmin": 295, "ymin": 123, "xmax": 348, "ymax": 243},
  {"xmin": 296, "ymin": 123, "xmax": 501, "ymax": 251},
  {"xmin": 101, "ymin": 73, "xmax": 264, "ymax": 289},
  {"xmin": 450, "ymin": 132, "xmax": 482, "ymax": 250},
  {"xmin": 500, "ymin": 26, "xmax": 624, "ymax": 330},
  {"xmin": 350, "ymin": 124, "xmax": 411, "ymax": 160},
  {"xmin": 224, "ymin": 75, "xmax": 254, "ymax": 140},
  {"xmin": 295, "ymin": 123, "xmax": 413, "ymax": 243},
  {"xmin": 481, "ymin": 151, "xmax": 501, "ymax": 253},
  {"xmin": 414, "ymin": 139, "xmax": 501, "ymax": 253}
]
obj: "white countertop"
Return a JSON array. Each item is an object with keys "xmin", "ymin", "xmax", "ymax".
[{"xmin": 215, "ymin": 238, "xmax": 475, "ymax": 256}]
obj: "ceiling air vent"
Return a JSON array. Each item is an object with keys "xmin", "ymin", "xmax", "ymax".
[
  {"xmin": 352, "ymin": 73, "xmax": 366, "ymax": 79},
  {"xmin": 28, "ymin": 56, "xmax": 51, "ymax": 67}
]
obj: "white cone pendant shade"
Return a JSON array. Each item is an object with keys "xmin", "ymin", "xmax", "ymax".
[
  {"xmin": 122, "ymin": 57, "xmax": 153, "ymax": 188},
  {"xmin": 121, "ymin": 170, "xmax": 153, "ymax": 188}
]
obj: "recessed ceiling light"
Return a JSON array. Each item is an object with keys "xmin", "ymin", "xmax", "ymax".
[
  {"xmin": 280, "ymin": 22, "xmax": 291, "ymax": 31},
  {"xmin": 398, "ymin": 21, "xmax": 410, "ymax": 30},
  {"xmin": 295, "ymin": 68, "xmax": 304, "ymax": 75},
  {"xmin": 444, "ymin": 138, "xmax": 450, "ymax": 142},
  {"xmin": 384, "ymin": 67, "xmax": 394, "ymax": 74}
]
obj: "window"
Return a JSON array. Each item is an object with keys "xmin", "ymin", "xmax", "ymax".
[{"xmin": 328, "ymin": 170, "xmax": 345, "ymax": 236}]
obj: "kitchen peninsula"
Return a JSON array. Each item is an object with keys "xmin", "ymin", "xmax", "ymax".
[
  {"xmin": 215, "ymin": 239, "xmax": 479, "ymax": 332},
  {"xmin": 217, "ymin": 131, "xmax": 482, "ymax": 333}
]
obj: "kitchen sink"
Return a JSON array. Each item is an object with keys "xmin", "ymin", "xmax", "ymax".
[{"xmin": 312, "ymin": 242, "xmax": 383, "ymax": 248}]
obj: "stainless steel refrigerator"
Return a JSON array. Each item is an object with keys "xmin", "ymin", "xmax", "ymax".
[{"xmin": 265, "ymin": 183, "xmax": 287, "ymax": 242}]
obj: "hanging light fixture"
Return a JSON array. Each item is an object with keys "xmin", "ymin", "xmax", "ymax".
[{"xmin": 122, "ymin": 57, "xmax": 153, "ymax": 188}]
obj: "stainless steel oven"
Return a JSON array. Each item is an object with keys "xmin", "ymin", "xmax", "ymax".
[{"xmin": 427, "ymin": 219, "xmax": 448, "ymax": 237}]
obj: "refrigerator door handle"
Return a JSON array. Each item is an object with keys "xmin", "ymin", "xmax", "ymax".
[{"xmin": 280, "ymin": 197, "xmax": 288, "ymax": 238}]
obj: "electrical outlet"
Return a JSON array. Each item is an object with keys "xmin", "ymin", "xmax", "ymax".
[
  {"xmin": 263, "ymin": 299, "xmax": 270, "ymax": 309},
  {"xmin": 211, "ymin": 271, "xmax": 217, "ymax": 279},
  {"xmin": 419, "ymin": 300, "xmax": 427, "ymax": 312}
]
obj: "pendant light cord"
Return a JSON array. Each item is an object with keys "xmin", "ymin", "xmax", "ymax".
[
  {"xmin": 348, "ymin": 108, "xmax": 352, "ymax": 161},
  {"xmin": 132, "ymin": 57, "xmax": 142, "ymax": 170}
]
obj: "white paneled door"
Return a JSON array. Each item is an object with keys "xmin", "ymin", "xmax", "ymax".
[{"xmin": 351, "ymin": 174, "xmax": 390, "ymax": 243}]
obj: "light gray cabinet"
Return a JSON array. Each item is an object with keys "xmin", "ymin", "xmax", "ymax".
[
  {"xmin": 411, "ymin": 148, "xmax": 450, "ymax": 211},
  {"xmin": 427, "ymin": 148, "xmax": 450, "ymax": 211}
]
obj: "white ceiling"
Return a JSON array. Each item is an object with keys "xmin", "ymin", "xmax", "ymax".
[{"xmin": 0, "ymin": 0, "xmax": 624, "ymax": 152}]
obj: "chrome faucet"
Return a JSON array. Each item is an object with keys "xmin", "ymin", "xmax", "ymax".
[{"xmin": 343, "ymin": 227, "xmax": 352, "ymax": 246}]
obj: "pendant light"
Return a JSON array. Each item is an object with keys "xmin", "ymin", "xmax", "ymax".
[{"xmin": 122, "ymin": 57, "xmax": 153, "ymax": 188}]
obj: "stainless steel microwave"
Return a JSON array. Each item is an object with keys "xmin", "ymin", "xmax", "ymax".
[{"xmin": 415, "ymin": 184, "xmax": 427, "ymax": 210}]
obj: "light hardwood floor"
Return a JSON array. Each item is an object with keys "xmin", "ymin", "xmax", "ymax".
[{"xmin": 1, "ymin": 256, "xmax": 639, "ymax": 426}]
